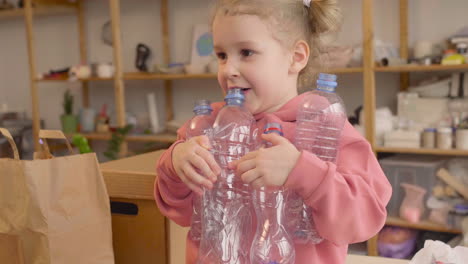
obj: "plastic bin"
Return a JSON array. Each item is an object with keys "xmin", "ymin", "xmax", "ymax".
[{"xmin": 379, "ymin": 155, "xmax": 446, "ymax": 217}]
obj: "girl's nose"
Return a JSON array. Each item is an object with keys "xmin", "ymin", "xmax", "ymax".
[{"xmin": 223, "ymin": 61, "xmax": 240, "ymax": 78}]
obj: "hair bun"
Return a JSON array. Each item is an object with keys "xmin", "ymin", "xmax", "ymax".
[{"xmin": 310, "ymin": 0, "xmax": 342, "ymax": 34}]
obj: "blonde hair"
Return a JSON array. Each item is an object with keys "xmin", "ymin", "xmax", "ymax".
[{"xmin": 211, "ymin": 0, "xmax": 342, "ymax": 86}]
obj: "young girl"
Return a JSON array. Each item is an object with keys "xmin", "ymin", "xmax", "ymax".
[{"xmin": 155, "ymin": 0, "xmax": 392, "ymax": 263}]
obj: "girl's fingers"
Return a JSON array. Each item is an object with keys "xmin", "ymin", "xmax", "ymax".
[
  {"xmin": 190, "ymin": 153, "xmax": 217, "ymax": 181},
  {"xmin": 196, "ymin": 147, "xmax": 221, "ymax": 178},
  {"xmin": 182, "ymin": 164, "xmax": 213, "ymax": 190},
  {"xmin": 236, "ymin": 159, "xmax": 256, "ymax": 176},
  {"xmin": 181, "ymin": 176, "xmax": 204, "ymax": 195},
  {"xmin": 229, "ymin": 151, "xmax": 257, "ymax": 169},
  {"xmin": 241, "ymin": 169, "xmax": 261, "ymax": 184}
]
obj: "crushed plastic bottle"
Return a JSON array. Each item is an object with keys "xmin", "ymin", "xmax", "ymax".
[
  {"xmin": 186, "ymin": 99, "xmax": 214, "ymax": 241},
  {"xmin": 289, "ymin": 73, "xmax": 347, "ymax": 244},
  {"xmin": 250, "ymin": 123, "xmax": 295, "ymax": 264},
  {"xmin": 197, "ymin": 88, "xmax": 256, "ymax": 264}
]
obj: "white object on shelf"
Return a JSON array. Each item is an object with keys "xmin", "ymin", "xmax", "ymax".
[
  {"xmin": 383, "ymin": 130, "xmax": 421, "ymax": 148},
  {"xmin": 398, "ymin": 92, "xmax": 450, "ymax": 131},
  {"xmin": 437, "ymin": 127, "xmax": 453, "ymax": 149},
  {"xmin": 408, "ymin": 78, "xmax": 451, "ymax": 98},
  {"xmin": 456, "ymin": 129, "xmax": 468, "ymax": 150},
  {"xmin": 147, "ymin": 93, "xmax": 163, "ymax": 133}
]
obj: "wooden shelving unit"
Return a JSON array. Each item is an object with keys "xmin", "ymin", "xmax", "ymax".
[
  {"xmin": 365, "ymin": 0, "xmax": 468, "ymax": 257},
  {"xmin": 375, "ymin": 147, "xmax": 468, "ymax": 156},
  {"xmin": 0, "ymin": 6, "xmax": 75, "ymax": 20},
  {"xmin": 69, "ymin": 132, "xmax": 177, "ymax": 143},
  {"xmin": 35, "ymin": 76, "xmax": 113, "ymax": 82},
  {"xmin": 375, "ymin": 64, "xmax": 468, "ymax": 72},
  {"xmin": 386, "ymin": 216, "xmax": 462, "ymax": 234}
]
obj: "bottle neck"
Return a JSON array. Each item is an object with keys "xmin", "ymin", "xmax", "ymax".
[
  {"xmin": 194, "ymin": 109, "xmax": 212, "ymax": 115},
  {"xmin": 225, "ymin": 98, "xmax": 244, "ymax": 106},
  {"xmin": 317, "ymin": 85, "xmax": 336, "ymax": 93}
]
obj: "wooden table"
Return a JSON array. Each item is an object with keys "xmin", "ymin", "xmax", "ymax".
[{"xmin": 100, "ymin": 150, "xmax": 167, "ymax": 264}]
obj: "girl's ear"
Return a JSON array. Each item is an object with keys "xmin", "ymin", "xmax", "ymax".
[{"xmin": 289, "ymin": 40, "xmax": 310, "ymax": 74}]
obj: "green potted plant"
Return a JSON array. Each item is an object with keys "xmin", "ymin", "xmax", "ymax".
[{"xmin": 61, "ymin": 89, "xmax": 78, "ymax": 133}]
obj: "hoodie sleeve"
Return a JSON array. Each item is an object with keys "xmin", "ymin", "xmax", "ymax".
[
  {"xmin": 154, "ymin": 125, "xmax": 194, "ymax": 227},
  {"xmin": 284, "ymin": 122, "xmax": 392, "ymax": 245}
]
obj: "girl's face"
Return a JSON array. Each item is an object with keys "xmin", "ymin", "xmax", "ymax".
[{"xmin": 213, "ymin": 14, "xmax": 299, "ymax": 115}]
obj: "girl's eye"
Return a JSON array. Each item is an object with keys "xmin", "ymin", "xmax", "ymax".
[
  {"xmin": 241, "ymin": 49, "xmax": 254, "ymax": 57},
  {"xmin": 216, "ymin": 52, "xmax": 227, "ymax": 60}
]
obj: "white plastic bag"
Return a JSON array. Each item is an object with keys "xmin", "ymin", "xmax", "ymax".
[{"xmin": 409, "ymin": 240, "xmax": 468, "ymax": 264}]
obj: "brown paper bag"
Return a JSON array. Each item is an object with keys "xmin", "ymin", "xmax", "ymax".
[{"xmin": 0, "ymin": 128, "xmax": 115, "ymax": 263}]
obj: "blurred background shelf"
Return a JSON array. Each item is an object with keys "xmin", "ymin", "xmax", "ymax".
[
  {"xmin": 375, "ymin": 147, "xmax": 468, "ymax": 156},
  {"xmin": 123, "ymin": 72, "xmax": 217, "ymax": 80},
  {"xmin": 0, "ymin": 6, "xmax": 75, "ymax": 20},
  {"xmin": 69, "ymin": 132, "xmax": 177, "ymax": 143},
  {"xmin": 324, "ymin": 67, "xmax": 363, "ymax": 74},
  {"xmin": 375, "ymin": 64, "xmax": 468, "ymax": 72},
  {"xmin": 386, "ymin": 216, "xmax": 462, "ymax": 234},
  {"xmin": 35, "ymin": 76, "xmax": 113, "ymax": 82}
]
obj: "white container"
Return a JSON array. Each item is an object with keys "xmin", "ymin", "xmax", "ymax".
[
  {"xmin": 455, "ymin": 129, "xmax": 468, "ymax": 150},
  {"xmin": 437, "ymin": 127, "xmax": 453, "ymax": 149},
  {"xmin": 422, "ymin": 128, "xmax": 436, "ymax": 148}
]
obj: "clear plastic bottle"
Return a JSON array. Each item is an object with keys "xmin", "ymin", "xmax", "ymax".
[
  {"xmin": 197, "ymin": 88, "xmax": 256, "ymax": 264},
  {"xmin": 289, "ymin": 73, "xmax": 347, "ymax": 244},
  {"xmin": 186, "ymin": 99, "xmax": 214, "ymax": 241},
  {"xmin": 250, "ymin": 123, "xmax": 295, "ymax": 264}
]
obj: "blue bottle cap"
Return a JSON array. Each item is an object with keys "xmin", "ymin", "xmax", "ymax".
[
  {"xmin": 263, "ymin": 123, "xmax": 284, "ymax": 136},
  {"xmin": 193, "ymin": 100, "xmax": 212, "ymax": 113},
  {"xmin": 224, "ymin": 88, "xmax": 245, "ymax": 102},
  {"xmin": 318, "ymin": 73, "xmax": 337, "ymax": 82}
]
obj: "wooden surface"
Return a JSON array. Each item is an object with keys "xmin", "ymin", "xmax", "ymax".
[
  {"xmin": 346, "ymin": 254, "xmax": 408, "ymax": 264},
  {"xmin": 69, "ymin": 132, "xmax": 177, "ymax": 143},
  {"xmin": 386, "ymin": 216, "xmax": 462, "ymax": 234},
  {"xmin": 101, "ymin": 150, "xmax": 167, "ymax": 264},
  {"xmin": 100, "ymin": 150, "xmax": 164, "ymax": 200},
  {"xmin": 375, "ymin": 146, "xmax": 468, "ymax": 156},
  {"xmin": 161, "ymin": 0, "xmax": 174, "ymax": 123},
  {"xmin": 375, "ymin": 64, "xmax": 468, "ymax": 72},
  {"xmin": 0, "ymin": 6, "xmax": 74, "ymax": 19},
  {"xmin": 362, "ymin": 0, "xmax": 376, "ymax": 150},
  {"xmin": 399, "ymin": 0, "xmax": 409, "ymax": 91},
  {"xmin": 110, "ymin": 198, "xmax": 167, "ymax": 264},
  {"xmin": 77, "ymin": 0, "xmax": 89, "ymax": 107},
  {"xmin": 24, "ymin": 0, "xmax": 41, "ymax": 151}
]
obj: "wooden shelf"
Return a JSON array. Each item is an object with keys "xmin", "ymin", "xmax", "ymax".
[
  {"xmin": 386, "ymin": 216, "xmax": 462, "ymax": 234},
  {"xmin": 375, "ymin": 64, "xmax": 468, "ymax": 72},
  {"xmin": 72, "ymin": 132, "xmax": 177, "ymax": 143},
  {"xmin": 323, "ymin": 67, "xmax": 363, "ymax": 74},
  {"xmin": 124, "ymin": 72, "xmax": 217, "ymax": 80},
  {"xmin": 35, "ymin": 76, "xmax": 113, "ymax": 82},
  {"xmin": 0, "ymin": 6, "xmax": 75, "ymax": 20},
  {"xmin": 375, "ymin": 146, "xmax": 468, "ymax": 156}
]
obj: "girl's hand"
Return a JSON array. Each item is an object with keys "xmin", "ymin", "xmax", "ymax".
[
  {"xmin": 229, "ymin": 133, "xmax": 300, "ymax": 189},
  {"xmin": 172, "ymin": 136, "xmax": 221, "ymax": 195}
]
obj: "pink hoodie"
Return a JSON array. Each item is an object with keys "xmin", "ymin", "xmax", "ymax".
[{"xmin": 154, "ymin": 93, "xmax": 392, "ymax": 264}]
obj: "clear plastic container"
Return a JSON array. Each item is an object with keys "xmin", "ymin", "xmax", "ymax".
[
  {"xmin": 197, "ymin": 89, "xmax": 255, "ymax": 264},
  {"xmin": 399, "ymin": 183, "xmax": 427, "ymax": 223},
  {"xmin": 288, "ymin": 73, "xmax": 346, "ymax": 245},
  {"xmin": 186, "ymin": 100, "xmax": 214, "ymax": 241},
  {"xmin": 250, "ymin": 123, "xmax": 295, "ymax": 264}
]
